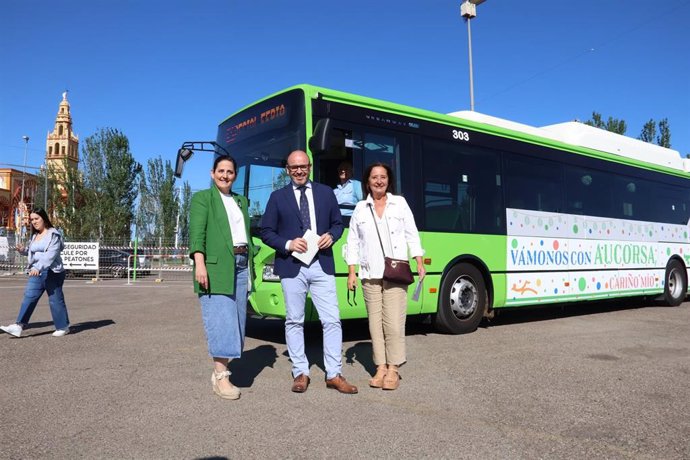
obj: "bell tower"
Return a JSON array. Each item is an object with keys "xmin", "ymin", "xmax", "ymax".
[{"xmin": 46, "ymin": 91, "xmax": 79, "ymax": 173}]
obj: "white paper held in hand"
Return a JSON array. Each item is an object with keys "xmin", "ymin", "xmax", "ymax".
[
  {"xmin": 291, "ymin": 229, "xmax": 320, "ymax": 265},
  {"xmin": 412, "ymin": 279, "xmax": 423, "ymax": 302}
]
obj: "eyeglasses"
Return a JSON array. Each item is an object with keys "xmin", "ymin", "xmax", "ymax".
[
  {"xmin": 347, "ymin": 286, "xmax": 357, "ymax": 307},
  {"xmin": 287, "ymin": 164, "xmax": 311, "ymax": 172}
]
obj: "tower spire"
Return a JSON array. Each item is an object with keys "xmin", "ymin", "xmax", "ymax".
[{"xmin": 46, "ymin": 91, "xmax": 79, "ymax": 173}]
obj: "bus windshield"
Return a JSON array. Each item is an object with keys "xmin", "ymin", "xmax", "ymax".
[{"xmin": 216, "ymin": 89, "xmax": 306, "ymax": 232}]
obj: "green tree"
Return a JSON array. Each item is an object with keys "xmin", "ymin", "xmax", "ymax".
[
  {"xmin": 46, "ymin": 159, "xmax": 90, "ymax": 239},
  {"xmin": 273, "ymin": 169, "xmax": 290, "ymax": 190},
  {"xmin": 249, "ymin": 200, "xmax": 262, "ymax": 217},
  {"xmin": 177, "ymin": 181, "xmax": 192, "ymax": 245},
  {"xmin": 638, "ymin": 119, "xmax": 656, "ymax": 143},
  {"xmin": 637, "ymin": 118, "xmax": 671, "ymax": 148},
  {"xmin": 81, "ymin": 128, "xmax": 141, "ymax": 242},
  {"xmin": 134, "ymin": 170, "xmax": 151, "ymax": 243},
  {"xmin": 137, "ymin": 155, "xmax": 179, "ymax": 244},
  {"xmin": 584, "ymin": 112, "xmax": 627, "ymax": 135},
  {"xmin": 657, "ymin": 118, "xmax": 671, "ymax": 148},
  {"xmin": 34, "ymin": 167, "xmax": 50, "ymax": 211}
]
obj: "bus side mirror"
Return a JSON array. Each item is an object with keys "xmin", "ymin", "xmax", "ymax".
[
  {"xmin": 174, "ymin": 148, "xmax": 194, "ymax": 178},
  {"xmin": 308, "ymin": 118, "xmax": 332, "ymax": 154}
]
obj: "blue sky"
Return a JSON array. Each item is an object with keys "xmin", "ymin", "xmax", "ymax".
[{"xmin": 1, "ymin": 0, "xmax": 688, "ymax": 192}]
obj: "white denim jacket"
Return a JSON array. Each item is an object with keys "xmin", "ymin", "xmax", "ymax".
[{"xmin": 345, "ymin": 193, "xmax": 423, "ymax": 280}]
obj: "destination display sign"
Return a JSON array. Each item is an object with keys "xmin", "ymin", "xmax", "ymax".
[{"xmin": 220, "ymin": 89, "xmax": 303, "ymax": 146}]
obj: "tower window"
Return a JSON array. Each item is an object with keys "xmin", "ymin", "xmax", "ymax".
[{"xmin": 59, "ymin": 125, "xmax": 64, "ymax": 135}]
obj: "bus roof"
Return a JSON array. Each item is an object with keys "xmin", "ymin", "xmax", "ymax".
[
  {"xmin": 450, "ymin": 110, "xmax": 686, "ymax": 172},
  {"xmin": 240, "ymin": 84, "xmax": 689, "ymax": 175}
]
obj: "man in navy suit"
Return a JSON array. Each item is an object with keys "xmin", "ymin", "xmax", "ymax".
[{"xmin": 261, "ymin": 150, "xmax": 358, "ymax": 394}]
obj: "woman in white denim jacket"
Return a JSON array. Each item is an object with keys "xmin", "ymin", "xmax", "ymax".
[{"xmin": 346, "ymin": 163, "xmax": 425, "ymax": 390}]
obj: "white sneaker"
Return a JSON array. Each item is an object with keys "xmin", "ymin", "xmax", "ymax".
[
  {"xmin": 0, "ymin": 324, "xmax": 23, "ymax": 337},
  {"xmin": 52, "ymin": 327, "xmax": 70, "ymax": 337}
]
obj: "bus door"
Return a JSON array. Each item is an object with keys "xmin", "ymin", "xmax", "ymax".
[{"xmin": 310, "ymin": 119, "xmax": 423, "ymax": 315}]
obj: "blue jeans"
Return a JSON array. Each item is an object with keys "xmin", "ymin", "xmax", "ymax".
[
  {"xmin": 17, "ymin": 270, "xmax": 70, "ymax": 330},
  {"xmin": 281, "ymin": 260, "xmax": 343, "ymax": 379},
  {"xmin": 198, "ymin": 254, "xmax": 249, "ymax": 358}
]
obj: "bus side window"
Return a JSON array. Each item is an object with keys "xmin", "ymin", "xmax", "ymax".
[
  {"xmin": 564, "ymin": 166, "xmax": 613, "ymax": 217},
  {"xmin": 421, "ymin": 138, "xmax": 502, "ymax": 234},
  {"xmin": 654, "ymin": 183, "xmax": 690, "ymax": 224},
  {"xmin": 504, "ymin": 154, "xmax": 563, "ymax": 213},
  {"xmin": 612, "ymin": 176, "xmax": 647, "ymax": 221}
]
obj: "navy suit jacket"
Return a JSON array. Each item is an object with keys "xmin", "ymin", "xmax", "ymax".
[{"xmin": 260, "ymin": 182, "xmax": 344, "ymax": 278}]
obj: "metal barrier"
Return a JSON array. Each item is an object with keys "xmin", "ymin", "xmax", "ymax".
[
  {"xmin": 0, "ymin": 241, "xmax": 193, "ymax": 283},
  {"xmin": 127, "ymin": 254, "xmax": 192, "ymax": 284}
]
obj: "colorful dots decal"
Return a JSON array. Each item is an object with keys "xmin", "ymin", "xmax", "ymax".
[{"xmin": 505, "ymin": 208, "xmax": 690, "ymax": 305}]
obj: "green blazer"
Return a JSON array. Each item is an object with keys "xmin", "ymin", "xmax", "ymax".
[{"xmin": 189, "ymin": 186, "xmax": 254, "ymax": 295}]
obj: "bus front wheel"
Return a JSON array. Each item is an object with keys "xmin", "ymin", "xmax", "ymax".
[
  {"xmin": 434, "ymin": 263, "xmax": 487, "ymax": 334},
  {"xmin": 664, "ymin": 259, "xmax": 687, "ymax": 306}
]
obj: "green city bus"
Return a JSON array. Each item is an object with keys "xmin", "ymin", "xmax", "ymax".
[{"xmin": 175, "ymin": 84, "xmax": 690, "ymax": 334}]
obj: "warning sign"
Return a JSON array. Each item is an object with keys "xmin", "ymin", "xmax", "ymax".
[{"xmin": 63, "ymin": 242, "xmax": 99, "ymax": 270}]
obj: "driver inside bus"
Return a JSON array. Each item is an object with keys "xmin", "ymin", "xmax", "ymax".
[{"xmin": 333, "ymin": 161, "xmax": 362, "ymax": 217}]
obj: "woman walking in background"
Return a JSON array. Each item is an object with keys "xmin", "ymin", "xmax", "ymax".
[
  {"xmin": 1, "ymin": 208, "xmax": 70, "ymax": 338},
  {"xmin": 346, "ymin": 163, "xmax": 425, "ymax": 390},
  {"xmin": 189, "ymin": 155, "xmax": 253, "ymax": 400}
]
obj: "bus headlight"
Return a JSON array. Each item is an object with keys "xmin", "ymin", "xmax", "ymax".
[{"xmin": 262, "ymin": 264, "xmax": 280, "ymax": 282}]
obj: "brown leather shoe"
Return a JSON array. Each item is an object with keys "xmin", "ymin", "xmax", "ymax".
[
  {"xmin": 291, "ymin": 374, "xmax": 310, "ymax": 393},
  {"xmin": 326, "ymin": 374, "xmax": 358, "ymax": 394}
]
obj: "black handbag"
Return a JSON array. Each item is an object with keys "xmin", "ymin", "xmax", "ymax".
[{"xmin": 369, "ymin": 205, "xmax": 414, "ymax": 286}]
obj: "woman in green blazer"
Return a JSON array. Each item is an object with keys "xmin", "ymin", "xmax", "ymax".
[{"xmin": 189, "ymin": 155, "xmax": 254, "ymax": 400}]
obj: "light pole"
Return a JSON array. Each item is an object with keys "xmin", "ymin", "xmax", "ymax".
[
  {"xmin": 461, "ymin": 0, "xmax": 486, "ymax": 111},
  {"xmin": 20, "ymin": 135, "xmax": 29, "ymax": 241}
]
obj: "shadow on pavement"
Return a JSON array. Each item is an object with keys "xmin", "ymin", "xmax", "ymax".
[
  {"xmin": 245, "ymin": 298, "xmax": 668, "ymax": 342},
  {"xmin": 22, "ymin": 321, "xmax": 55, "ymax": 330},
  {"xmin": 229, "ymin": 344, "xmax": 278, "ymax": 387},
  {"xmin": 344, "ymin": 341, "xmax": 375, "ymax": 377},
  {"xmin": 483, "ymin": 298, "xmax": 658, "ymax": 329},
  {"xmin": 70, "ymin": 319, "xmax": 116, "ymax": 333},
  {"xmin": 246, "ymin": 316, "xmax": 434, "ymax": 343},
  {"xmin": 19, "ymin": 319, "xmax": 116, "ymax": 337},
  {"xmin": 245, "ymin": 314, "xmax": 436, "ymax": 378}
]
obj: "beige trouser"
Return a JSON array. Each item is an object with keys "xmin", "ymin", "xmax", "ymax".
[{"xmin": 361, "ymin": 279, "xmax": 408, "ymax": 366}]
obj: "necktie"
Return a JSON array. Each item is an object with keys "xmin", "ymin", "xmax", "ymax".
[{"xmin": 298, "ymin": 185, "xmax": 312, "ymax": 230}]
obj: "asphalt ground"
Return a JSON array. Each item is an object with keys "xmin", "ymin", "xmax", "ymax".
[{"xmin": 0, "ymin": 275, "xmax": 688, "ymax": 460}]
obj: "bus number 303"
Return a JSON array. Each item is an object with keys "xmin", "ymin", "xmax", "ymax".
[{"xmin": 452, "ymin": 129, "xmax": 470, "ymax": 141}]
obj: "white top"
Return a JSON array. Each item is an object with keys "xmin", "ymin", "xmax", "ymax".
[
  {"xmin": 219, "ymin": 192, "xmax": 248, "ymax": 246},
  {"xmin": 346, "ymin": 193, "xmax": 424, "ymax": 279},
  {"xmin": 285, "ymin": 181, "xmax": 318, "ymax": 251},
  {"xmin": 448, "ymin": 110, "xmax": 684, "ymax": 172}
]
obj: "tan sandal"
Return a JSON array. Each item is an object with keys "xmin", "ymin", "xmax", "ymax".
[
  {"xmin": 212, "ymin": 370, "xmax": 241, "ymax": 400},
  {"xmin": 369, "ymin": 366, "xmax": 388, "ymax": 388},
  {"xmin": 382, "ymin": 368, "xmax": 400, "ymax": 390}
]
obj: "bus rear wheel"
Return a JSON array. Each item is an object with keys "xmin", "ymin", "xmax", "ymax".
[
  {"xmin": 434, "ymin": 263, "xmax": 487, "ymax": 334},
  {"xmin": 664, "ymin": 259, "xmax": 687, "ymax": 306}
]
